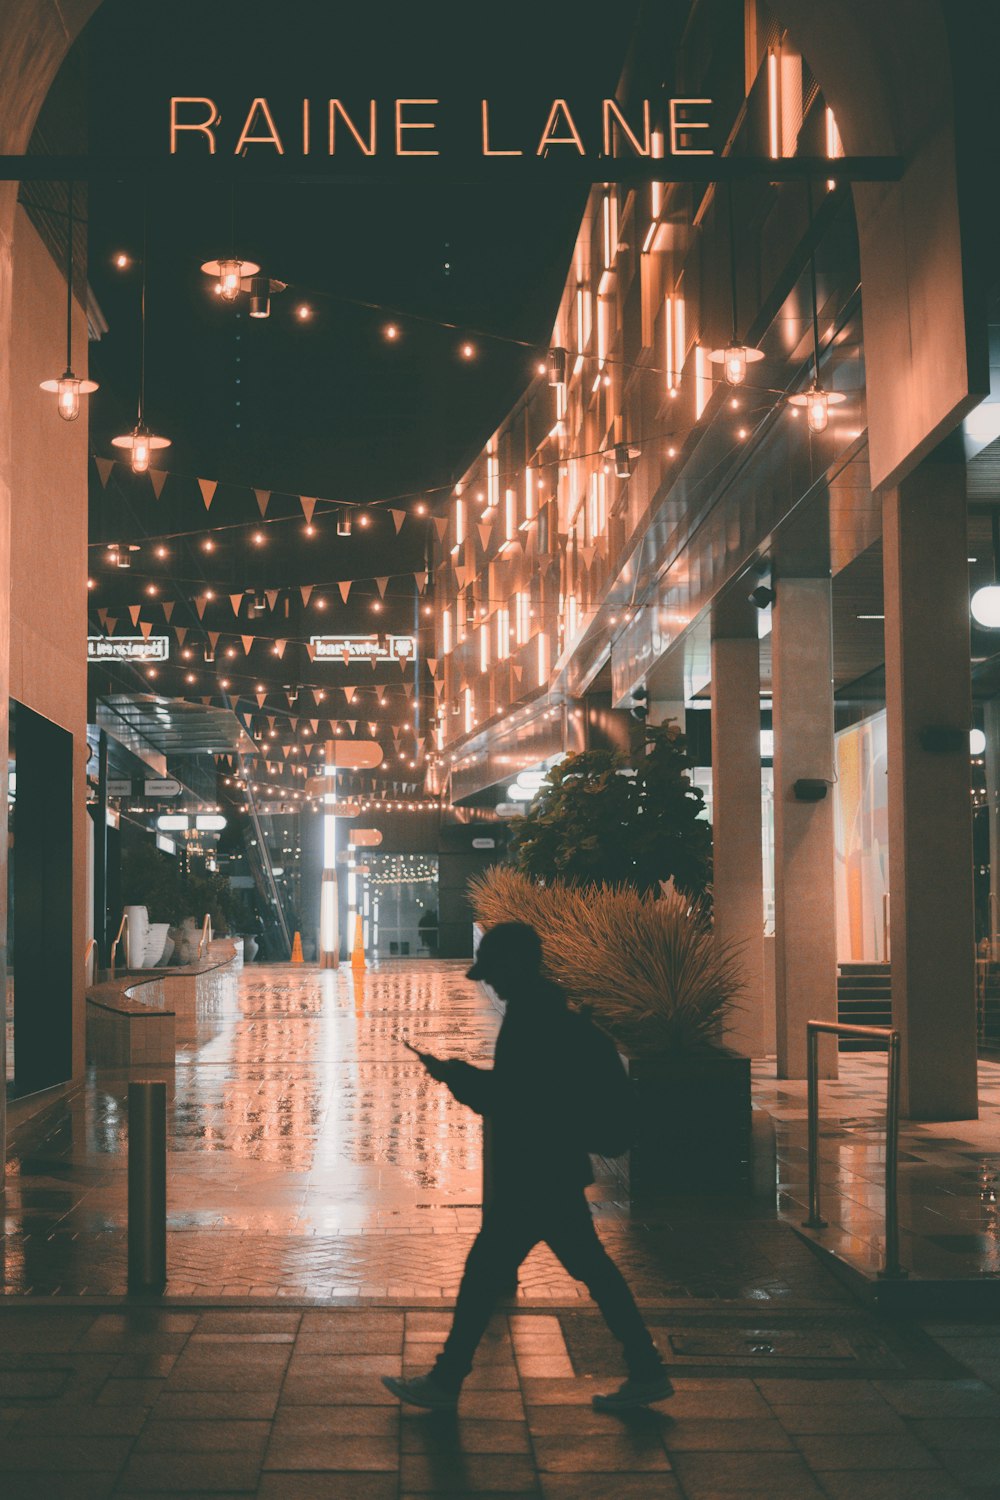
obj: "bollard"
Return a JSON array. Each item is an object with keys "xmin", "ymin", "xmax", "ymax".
[{"xmin": 128, "ymin": 1081, "xmax": 167, "ymax": 1293}]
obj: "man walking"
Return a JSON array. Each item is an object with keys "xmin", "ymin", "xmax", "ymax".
[{"xmin": 382, "ymin": 921, "xmax": 672, "ymax": 1413}]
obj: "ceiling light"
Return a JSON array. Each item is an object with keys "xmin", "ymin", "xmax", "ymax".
[
  {"xmin": 112, "ymin": 215, "xmax": 170, "ymax": 470},
  {"xmin": 971, "ymin": 584, "xmax": 1000, "ymax": 628},
  {"xmin": 709, "ymin": 342, "xmax": 764, "ymax": 387}
]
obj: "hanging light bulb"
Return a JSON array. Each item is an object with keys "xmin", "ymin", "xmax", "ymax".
[
  {"xmin": 249, "ymin": 275, "xmax": 271, "ymax": 318},
  {"xmin": 200, "ymin": 256, "xmax": 260, "ymax": 301},
  {"xmin": 547, "ymin": 347, "xmax": 567, "ymax": 387},
  {"xmin": 337, "ymin": 508, "xmax": 353, "ymax": 537},
  {"xmin": 613, "ymin": 443, "xmax": 633, "ymax": 479},
  {"xmin": 787, "ymin": 382, "xmax": 845, "ymax": 434},
  {"xmin": 41, "ymin": 182, "xmax": 98, "ymax": 420},
  {"xmin": 709, "ymin": 341, "xmax": 764, "ymax": 387},
  {"xmin": 112, "ymin": 207, "xmax": 170, "ymax": 472}
]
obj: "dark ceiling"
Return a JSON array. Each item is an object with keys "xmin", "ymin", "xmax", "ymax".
[{"xmin": 35, "ymin": 0, "xmax": 685, "ymax": 787}]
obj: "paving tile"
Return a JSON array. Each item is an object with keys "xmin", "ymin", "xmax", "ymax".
[
  {"xmin": 669, "ymin": 1451, "xmax": 828, "ymax": 1496},
  {"xmin": 116, "ymin": 1450, "xmax": 264, "ymax": 1493},
  {"xmin": 133, "ymin": 1418, "xmax": 272, "ymax": 1453},
  {"xmin": 769, "ymin": 1400, "xmax": 907, "ymax": 1434},
  {"xmin": 0, "ymin": 1432, "xmax": 134, "ymax": 1471},
  {"xmin": 662, "ymin": 1416, "xmax": 793, "ymax": 1451},
  {"xmin": 280, "ymin": 1372, "xmax": 399, "ymax": 1406},
  {"xmin": 263, "ymin": 1430, "xmax": 399, "ymax": 1470},
  {"xmin": 402, "ymin": 1418, "xmax": 532, "ymax": 1454},
  {"xmin": 271, "ymin": 1403, "xmax": 399, "ymax": 1436},
  {"xmin": 793, "ymin": 1432, "xmax": 942, "ymax": 1470},
  {"xmin": 814, "ymin": 1473, "xmax": 968, "ymax": 1500},
  {"xmin": 0, "ymin": 1476, "xmax": 119, "ymax": 1500},
  {"xmin": 873, "ymin": 1377, "xmax": 1000, "ymax": 1417},
  {"xmin": 526, "ymin": 1404, "xmax": 674, "ymax": 1438},
  {"xmin": 908, "ymin": 1416, "xmax": 1000, "ymax": 1450},
  {"xmin": 257, "ymin": 1479, "xmax": 398, "ymax": 1500},
  {"xmin": 401, "ymin": 1451, "xmax": 540, "ymax": 1491},
  {"xmin": 540, "ymin": 1480, "xmax": 682, "ymax": 1500},
  {"xmin": 95, "ymin": 1377, "xmax": 165, "ymax": 1406},
  {"xmin": 532, "ymin": 1433, "xmax": 670, "ymax": 1472},
  {"xmin": 151, "ymin": 1390, "xmax": 279, "ymax": 1420}
]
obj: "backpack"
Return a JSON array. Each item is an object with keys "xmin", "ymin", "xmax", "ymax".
[{"xmin": 566, "ymin": 1010, "xmax": 637, "ymax": 1158}]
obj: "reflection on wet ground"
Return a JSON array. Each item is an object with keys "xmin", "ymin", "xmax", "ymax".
[
  {"xmin": 2, "ymin": 961, "xmax": 841, "ymax": 1302},
  {"xmin": 757, "ymin": 1055, "xmax": 1000, "ymax": 1282}
]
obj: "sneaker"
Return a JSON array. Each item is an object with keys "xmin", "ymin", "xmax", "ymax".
[
  {"xmin": 381, "ymin": 1373, "xmax": 459, "ymax": 1411},
  {"xmin": 592, "ymin": 1372, "xmax": 675, "ymax": 1411}
]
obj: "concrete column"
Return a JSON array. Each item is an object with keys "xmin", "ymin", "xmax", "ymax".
[
  {"xmin": 883, "ymin": 462, "xmax": 978, "ymax": 1120},
  {"xmin": 984, "ymin": 697, "xmax": 1000, "ymax": 957},
  {"xmin": 710, "ymin": 635, "xmax": 766, "ymax": 1058},
  {"xmin": 772, "ymin": 578, "xmax": 839, "ymax": 1079}
]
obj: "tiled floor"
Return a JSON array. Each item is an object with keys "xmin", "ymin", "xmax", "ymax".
[
  {"xmin": 4, "ymin": 960, "xmax": 1000, "ymax": 1496},
  {"xmin": 755, "ymin": 1054, "xmax": 1000, "ymax": 1283},
  {"xmin": 0, "ymin": 1302, "xmax": 997, "ymax": 1499},
  {"xmin": 3, "ymin": 961, "xmax": 839, "ymax": 1303}
]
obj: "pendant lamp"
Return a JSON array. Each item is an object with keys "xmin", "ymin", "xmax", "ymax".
[
  {"xmin": 40, "ymin": 182, "xmax": 98, "ymax": 420},
  {"xmin": 709, "ymin": 182, "xmax": 764, "ymax": 388},
  {"xmin": 112, "ymin": 206, "xmax": 170, "ymax": 473},
  {"xmin": 787, "ymin": 184, "xmax": 846, "ymax": 433}
]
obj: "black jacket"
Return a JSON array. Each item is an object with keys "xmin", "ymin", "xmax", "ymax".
[{"xmin": 442, "ymin": 979, "xmax": 594, "ymax": 1200}]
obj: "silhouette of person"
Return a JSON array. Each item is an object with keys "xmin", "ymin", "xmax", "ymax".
[{"xmin": 383, "ymin": 921, "xmax": 672, "ymax": 1413}]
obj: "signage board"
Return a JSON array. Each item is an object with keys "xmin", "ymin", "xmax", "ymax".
[
  {"xmin": 472, "ymin": 837, "xmax": 496, "ymax": 849},
  {"xmin": 106, "ymin": 778, "xmax": 132, "ymax": 798},
  {"xmin": 145, "ymin": 778, "xmax": 181, "ymax": 797},
  {"xmin": 88, "ymin": 635, "xmax": 170, "ymax": 662},
  {"xmin": 495, "ymin": 802, "xmax": 525, "ymax": 818},
  {"xmin": 311, "ymin": 633, "xmax": 415, "ymax": 663},
  {"xmin": 349, "ymin": 828, "xmax": 383, "ymax": 847}
]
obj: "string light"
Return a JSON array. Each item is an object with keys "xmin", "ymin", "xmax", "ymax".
[
  {"xmin": 296, "ymin": 304, "xmax": 312, "ymax": 321},
  {"xmin": 383, "ymin": 323, "xmax": 399, "ymax": 340},
  {"xmin": 460, "ymin": 342, "xmax": 476, "ymax": 360}
]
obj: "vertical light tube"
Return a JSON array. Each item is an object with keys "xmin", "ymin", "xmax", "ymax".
[{"xmin": 319, "ymin": 745, "xmax": 339, "ymax": 967}]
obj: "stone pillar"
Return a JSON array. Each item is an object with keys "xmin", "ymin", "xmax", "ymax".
[
  {"xmin": 772, "ymin": 578, "xmax": 839, "ymax": 1079},
  {"xmin": 711, "ymin": 633, "xmax": 766, "ymax": 1058},
  {"xmin": 883, "ymin": 461, "xmax": 978, "ymax": 1120}
]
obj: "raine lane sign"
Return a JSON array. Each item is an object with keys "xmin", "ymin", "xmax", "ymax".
[
  {"xmin": 311, "ymin": 634, "xmax": 414, "ymax": 663},
  {"xmin": 88, "ymin": 635, "xmax": 170, "ymax": 662}
]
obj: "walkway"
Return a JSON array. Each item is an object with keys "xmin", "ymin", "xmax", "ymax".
[
  {"xmin": 2, "ymin": 961, "xmax": 1000, "ymax": 1497},
  {"xmin": 3, "ymin": 962, "xmax": 836, "ymax": 1303}
]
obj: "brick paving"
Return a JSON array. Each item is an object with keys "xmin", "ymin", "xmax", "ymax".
[{"xmin": 4, "ymin": 961, "xmax": 1000, "ymax": 1494}]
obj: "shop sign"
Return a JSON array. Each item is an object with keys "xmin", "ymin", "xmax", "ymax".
[
  {"xmin": 311, "ymin": 633, "xmax": 414, "ymax": 662},
  {"xmin": 106, "ymin": 778, "xmax": 132, "ymax": 798},
  {"xmin": 145, "ymin": 778, "xmax": 181, "ymax": 797},
  {"xmin": 88, "ymin": 634, "xmax": 170, "ymax": 662}
]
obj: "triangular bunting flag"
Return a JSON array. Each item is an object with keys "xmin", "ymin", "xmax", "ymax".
[
  {"xmin": 104, "ymin": 617, "xmax": 117, "ymax": 635},
  {"xmin": 273, "ymin": 639, "xmax": 286, "ymax": 659},
  {"xmin": 478, "ymin": 523, "xmax": 493, "ymax": 550},
  {"xmin": 300, "ymin": 496, "xmax": 317, "ymax": 524},
  {"xmin": 344, "ymin": 686, "xmax": 356, "ymax": 705},
  {"xmin": 403, "ymin": 683, "xmax": 414, "ymax": 699},
  {"xmin": 300, "ymin": 585, "xmax": 314, "ymax": 607},
  {"xmin": 347, "ymin": 720, "xmax": 357, "ymax": 734},
  {"xmin": 230, "ymin": 593, "xmax": 243, "ymax": 616},
  {"xmin": 306, "ymin": 644, "xmax": 316, "ymax": 661},
  {"xmin": 242, "ymin": 635, "xmax": 255, "ymax": 654},
  {"xmin": 198, "ymin": 478, "xmax": 217, "ymax": 510},
  {"xmin": 140, "ymin": 620, "xmax": 153, "ymax": 639},
  {"xmin": 310, "ymin": 719, "xmax": 319, "ymax": 733},
  {"xmin": 208, "ymin": 631, "xmax": 221, "ymax": 650},
  {"xmin": 338, "ymin": 580, "xmax": 352, "ymax": 604},
  {"xmin": 175, "ymin": 626, "xmax": 188, "ymax": 647},
  {"xmin": 128, "ymin": 605, "xmax": 141, "ymax": 626},
  {"xmin": 433, "ymin": 517, "xmax": 448, "ymax": 542},
  {"xmin": 454, "ymin": 566, "xmax": 468, "ymax": 590},
  {"xmin": 342, "ymin": 649, "xmax": 351, "ymax": 667},
  {"xmin": 256, "ymin": 692, "xmax": 267, "ymax": 707},
  {"xmin": 369, "ymin": 722, "xmax": 378, "ymax": 735},
  {"xmin": 149, "ymin": 469, "xmax": 168, "ymax": 500},
  {"xmin": 426, "ymin": 658, "xmax": 438, "ymax": 676},
  {"xmin": 254, "ymin": 488, "xmax": 270, "ymax": 517},
  {"xmin": 375, "ymin": 577, "xmax": 389, "ymax": 598},
  {"xmin": 266, "ymin": 590, "xmax": 279, "ymax": 611},
  {"xmin": 94, "ymin": 456, "xmax": 114, "ymax": 488},
  {"xmin": 390, "ymin": 508, "xmax": 405, "ymax": 534},
  {"xmin": 194, "ymin": 598, "xmax": 207, "ymax": 619},
  {"xmin": 96, "ymin": 607, "xmax": 108, "ymax": 626},
  {"xmin": 162, "ymin": 601, "xmax": 175, "ymax": 623},
  {"xmin": 512, "ymin": 664, "xmax": 524, "ymax": 682}
]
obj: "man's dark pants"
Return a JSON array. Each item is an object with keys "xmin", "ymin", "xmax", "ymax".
[{"xmin": 432, "ymin": 1191, "xmax": 663, "ymax": 1390}]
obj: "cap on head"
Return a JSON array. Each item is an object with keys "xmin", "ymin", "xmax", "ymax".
[{"xmin": 467, "ymin": 922, "xmax": 542, "ymax": 983}]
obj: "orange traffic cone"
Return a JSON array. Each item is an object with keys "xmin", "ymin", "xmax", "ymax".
[
  {"xmin": 290, "ymin": 930, "xmax": 304, "ymax": 963},
  {"xmin": 350, "ymin": 913, "xmax": 366, "ymax": 972}
]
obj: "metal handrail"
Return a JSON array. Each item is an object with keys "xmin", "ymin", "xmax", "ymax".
[
  {"xmin": 803, "ymin": 1019, "xmax": 907, "ymax": 1281},
  {"xmin": 109, "ymin": 912, "xmax": 130, "ymax": 976},
  {"xmin": 196, "ymin": 912, "xmax": 213, "ymax": 961},
  {"xmin": 84, "ymin": 938, "xmax": 98, "ymax": 985}
]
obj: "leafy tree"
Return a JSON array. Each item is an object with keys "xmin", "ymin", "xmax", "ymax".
[{"xmin": 509, "ymin": 721, "xmax": 712, "ymax": 895}]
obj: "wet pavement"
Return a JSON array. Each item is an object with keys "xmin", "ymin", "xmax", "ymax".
[
  {"xmin": 4, "ymin": 961, "xmax": 839, "ymax": 1303},
  {"xmin": 756, "ymin": 1054, "xmax": 1000, "ymax": 1285},
  {"xmin": 3, "ymin": 961, "xmax": 1000, "ymax": 1496}
]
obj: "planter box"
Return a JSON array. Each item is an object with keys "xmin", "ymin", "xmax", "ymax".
[{"xmin": 610, "ymin": 1046, "xmax": 753, "ymax": 1197}]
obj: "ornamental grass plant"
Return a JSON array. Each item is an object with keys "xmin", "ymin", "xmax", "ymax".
[{"xmin": 468, "ymin": 866, "xmax": 743, "ymax": 1056}]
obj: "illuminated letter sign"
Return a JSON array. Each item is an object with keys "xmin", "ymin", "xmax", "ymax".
[
  {"xmin": 88, "ymin": 635, "xmax": 170, "ymax": 662},
  {"xmin": 311, "ymin": 634, "xmax": 415, "ymax": 662}
]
